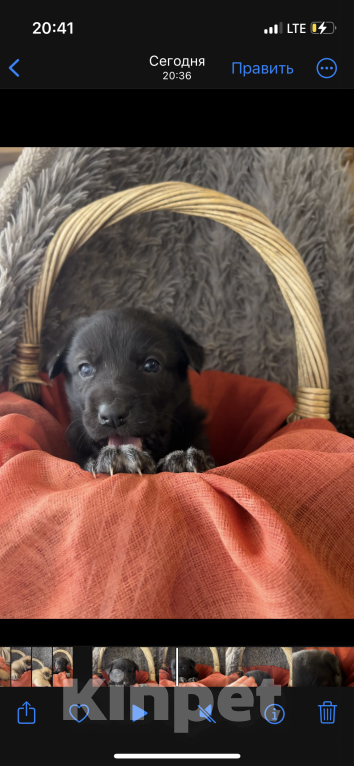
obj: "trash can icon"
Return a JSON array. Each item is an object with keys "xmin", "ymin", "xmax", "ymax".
[{"xmin": 318, "ymin": 701, "xmax": 337, "ymax": 724}]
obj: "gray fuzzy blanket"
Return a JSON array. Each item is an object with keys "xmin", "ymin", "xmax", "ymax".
[
  {"xmin": 32, "ymin": 647, "xmax": 52, "ymax": 669},
  {"xmin": 11, "ymin": 646, "xmax": 31, "ymax": 659},
  {"xmin": 1, "ymin": 147, "xmax": 353, "ymax": 436}
]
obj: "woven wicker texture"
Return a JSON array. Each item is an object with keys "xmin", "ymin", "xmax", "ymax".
[{"xmin": 7, "ymin": 182, "xmax": 330, "ymax": 422}]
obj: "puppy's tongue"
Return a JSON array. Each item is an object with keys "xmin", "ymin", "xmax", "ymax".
[{"xmin": 108, "ymin": 435, "xmax": 142, "ymax": 450}]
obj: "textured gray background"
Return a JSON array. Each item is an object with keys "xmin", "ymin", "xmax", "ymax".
[
  {"xmin": 32, "ymin": 647, "xmax": 52, "ymax": 669},
  {"xmin": 11, "ymin": 646, "xmax": 31, "ymax": 658},
  {"xmin": 226, "ymin": 646, "xmax": 291, "ymax": 674},
  {"xmin": 1, "ymin": 148, "xmax": 353, "ymax": 436}
]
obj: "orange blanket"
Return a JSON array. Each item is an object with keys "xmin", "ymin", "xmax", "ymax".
[
  {"xmin": 159, "ymin": 664, "xmax": 288, "ymax": 686},
  {"xmin": 306, "ymin": 648, "xmax": 354, "ymax": 687},
  {"xmin": 52, "ymin": 665, "xmax": 73, "ymax": 687},
  {"xmin": 159, "ymin": 664, "xmax": 228, "ymax": 687},
  {"xmin": 92, "ymin": 670, "xmax": 158, "ymax": 687},
  {"xmin": 0, "ymin": 369, "xmax": 354, "ymax": 619},
  {"xmin": 0, "ymin": 657, "xmax": 10, "ymax": 687},
  {"xmin": 11, "ymin": 670, "xmax": 31, "ymax": 687}
]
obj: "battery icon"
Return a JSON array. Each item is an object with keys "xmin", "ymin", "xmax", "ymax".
[{"xmin": 311, "ymin": 21, "xmax": 336, "ymax": 33}]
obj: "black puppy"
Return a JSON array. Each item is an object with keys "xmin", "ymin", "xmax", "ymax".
[
  {"xmin": 292, "ymin": 650, "xmax": 343, "ymax": 687},
  {"xmin": 104, "ymin": 658, "xmax": 139, "ymax": 686},
  {"xmin": 53, "ymin": 657, "xmax": 71, "ymax": 678},
  {"xmin": 53, "ymin": 657, "xmax": 68, "ymax": 674},
  {"xmin": 48, "ymin": 308, "xmax": 216, "ymax": 476},
  {"xmin": 242, "ymin": 670, "xmax": 272, "ymax": 685},
  {"xmin": 171, "ymin": 656, "xmax": 199, "ymax": 683}
]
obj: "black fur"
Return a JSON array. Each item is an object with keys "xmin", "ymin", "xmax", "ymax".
[
  {"xmin": 47, "ymin": 308, "xmax": 215, "ymax": 476},
  {"xmin": 242, "ymin": 670, "xmax": 272, "ymax": 685},
  {"xmin": 292, "ymin": 650, "xmax": 343, "ymax": 687},
  {"xmin": 53, "ymin": 657, "xmax": 68, "ymax": 674},
  {"xmin": 104, "ymin": 658, "xmax": 139, "ymax": 686},
  {"xmin": 170, "ymin": 656, "xmax": 199, "ymax": 683}
]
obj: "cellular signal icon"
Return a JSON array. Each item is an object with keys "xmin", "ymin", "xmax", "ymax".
[{"xmin": 264, "ymin": 23, "xmax": 283, "ymax": 34}]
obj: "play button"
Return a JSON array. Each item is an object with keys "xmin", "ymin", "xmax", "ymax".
[{"xmin": 132, "ymin": 705, "xmax": 148, "ymax": 722}]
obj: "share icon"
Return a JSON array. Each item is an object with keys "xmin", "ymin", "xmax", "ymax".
[{"xmin": 198, "ymin": 704, "xmax": 216, "ymax": 723}]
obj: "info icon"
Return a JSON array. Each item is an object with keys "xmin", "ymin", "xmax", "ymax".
[
  {"xmin": 316, "ymin": 58, "xmax": 337, "ymax": 78},
  {"xmin": 264, "ymin": 704, "xmax": 285, "ymax": 724}
]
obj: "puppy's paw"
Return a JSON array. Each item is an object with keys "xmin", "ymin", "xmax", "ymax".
[
  {"xmin": 157, "ymin": 446, "xmax": 215, "ymax": 473},
  {"xmin": 84, "ymin": 444, "xmax": 157, "ymax": 476}
]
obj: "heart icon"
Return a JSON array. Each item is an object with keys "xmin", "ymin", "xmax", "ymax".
[{"xmin": 69, "ymin": 704, "xmax": 89, "ymax": 722}]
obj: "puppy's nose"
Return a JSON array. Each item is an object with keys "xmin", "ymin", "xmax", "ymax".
[{"xmin": 98, "ymin": 403, "xmax": 129, "ymax": 428}]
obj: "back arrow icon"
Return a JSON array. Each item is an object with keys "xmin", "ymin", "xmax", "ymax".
[{"xmin": 9, "ymin": 59, "xmax": 19, "ymax": 77}]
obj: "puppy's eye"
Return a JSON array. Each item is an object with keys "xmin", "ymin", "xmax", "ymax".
[
  {"xmin": 143, "ymin": 358, "xmax": 161, "ymax": 373},
  {"xmin": 79, "ymin": 363, "xmax": 94, "ymax": 378}
]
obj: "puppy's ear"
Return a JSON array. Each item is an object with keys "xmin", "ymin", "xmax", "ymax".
[
  {"xmin": 47, "ymin": 317, "xmax": 88, "ymax": 380},
  {"xmin": 190, "ymin": 659, "xmax": 196, "ymax": 668},
  {"xmin": 104, "ymin": 663, "xmax": 113, "ymax": 675},
  {"xmin": 176, "ymin": 327, "xmax": 205, "ymax": 374},
  {"xmin": 132, "ymin": 661, "xmax": 139, "ymax": 672}
]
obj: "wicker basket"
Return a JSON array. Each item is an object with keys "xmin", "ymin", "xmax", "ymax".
[
  {"xmin": 7, "ymin": 181, "xmax": 330, "ymax": 423},
  {"xmin": 162, "ymin": 646, "xmax": 220, "ymax": 673},
  {"xmin": 236, "ymin": 646, "xmax": 293, "ymax": 686},
  {"xmin": 97, "ymin": 647, "xmax": 156, "ymax": 682}
]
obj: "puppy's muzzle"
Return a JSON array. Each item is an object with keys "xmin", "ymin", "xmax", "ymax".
[{"xmin": 98, "ymin": 403, "xmax": 130, "ymax": 428}]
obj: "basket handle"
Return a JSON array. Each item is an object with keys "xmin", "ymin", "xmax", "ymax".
[
  {"xmin": 237, "ymin": 647, "xmax": 293, "ymax": 686},
  {"xmin": 7, "ymin": 181, "xmax": 330, "ymax": 423},
  {"xmin": 31, "ymin": 657, "xmax": 45, "ymax": 668}
]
